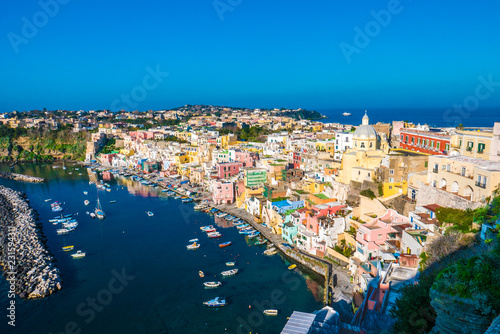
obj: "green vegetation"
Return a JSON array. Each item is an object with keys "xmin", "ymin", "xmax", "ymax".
[
  {"xmin": 100, "ymin": 138, "xmax": 117, "ymax": 154},
  {"xmin": 435, "ymin": 207, "xmax": 476, "ymax": 233},
  {"xmin": 360, "ymin": 189, "xmax": 376, "ymax": 199},
  {"xmin": 0, "ymin": 125, "xmax": 89, "ymax": 161},
  {"xmin": 378, "ymin": 183, "xmax": 384, "ymax": 197},
  {"xmin": 313, "ymin": 193, "xmax": 330, "ymax": 200},
  {"xmin": 220, "ymin": 126, "xmax": 274, "ymax": 142},
  {"xmin": 334, "ymin": 240, "xmax": 354, "ymax": 258},
  {"xmin": 280, "ymin": 109, "xmax": 323, "ymax": 120},
  {"xmin": 432, "ymin": 244, "xmax": 500, "ymax": 317}
]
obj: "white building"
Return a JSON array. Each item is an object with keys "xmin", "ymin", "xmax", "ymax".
[{"xmin": 334, "ymin": 132, "xmax": 354, "ymax": 160}]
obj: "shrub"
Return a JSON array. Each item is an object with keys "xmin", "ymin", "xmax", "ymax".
[{"xmin": 360, "ymin": 189, "xmax": 376, "ymax": 199}]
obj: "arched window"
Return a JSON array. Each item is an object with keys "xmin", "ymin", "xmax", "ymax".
[
  {"xmin": 369, "ymin": 142, "xmax": 373, "ymax": 148},
  {"xmin": 360, "ymin": 142, "xmax": 365, "ymax": 148}
]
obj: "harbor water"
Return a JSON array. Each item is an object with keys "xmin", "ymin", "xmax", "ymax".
[{"xmin": 0, "ymin": 163, "xmax": 323, "ymax": 334}]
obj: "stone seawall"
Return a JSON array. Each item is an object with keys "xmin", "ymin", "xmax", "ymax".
[
  {"xmin": 0, "ymin": 185, "xmax": 62, "ymax": 299},
  {"xmin": 0, "ymin": 171, "xmax": 45, "ymax": 183}
]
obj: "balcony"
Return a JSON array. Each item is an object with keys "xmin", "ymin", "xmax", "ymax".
[
  {"xmin": 475, "ymin": 182, "xmax": 486, "ymax": 189},
  {"xmin": 432, "ymin": 168, "xmax": 439, "ymax": 173}
]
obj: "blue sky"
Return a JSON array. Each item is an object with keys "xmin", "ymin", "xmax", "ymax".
[{"xmin": 1, "ymin": 0, "xmax": 500, "ymax": 112}]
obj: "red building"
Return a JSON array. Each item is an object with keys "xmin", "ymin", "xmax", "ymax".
[
  {"xmin": 216, "ymin": 162, "xmax": 243, "ymax": 179},
  {"xmin": 293, "ymin": 152, "xmax": 301, "ymax": 169},
  {"xmin": 399, "ymin": 129, "xmax": 450, "ymax": 155}
]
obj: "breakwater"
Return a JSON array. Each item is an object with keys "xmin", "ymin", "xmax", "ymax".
[
  {"xmin": 0, "ymin": 185, "xmax": 62, "ymax": 299},
  {"xmin": 0, "ymin": 171, "xmax": 45, "ymax": 183}
]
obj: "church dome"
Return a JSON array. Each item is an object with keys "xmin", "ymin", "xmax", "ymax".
[{"xmin": 353, "ymin": 111, "xmax": 377, "ymax": 139}]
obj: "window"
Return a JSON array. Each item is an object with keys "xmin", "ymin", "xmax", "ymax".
[
  {"xmin": 467, "ymin": 141, "xmax": 473, "ymax": 151},
  {"xmin": 461, "ymin": 167, "xmax": 466, "ymax": 176},
  {"xmin": 411, "ymin": 137, "xmax": 415, "ymax": 144},
  {"xmin": 369, "ymin": 142, "xmax": 373, "ymax": 148},
  {"xmin": 406, "ymin": 136, "xmax": 409, "ymax": 143},
  {"xmin": 447, "ymin": 164, "xmax": 451, "ymax": 172},
  {"xmin": 425, "ymin": 161, "xmax": 428, "ymax": 167},
  {"xmin": 431, "ymin": 140, "xmax": 434, "ymax": 148},
  {"xmin": 377, "ymin": 234, "xmax": 382, "ymax": 240},
  {"xmin": 478, "ymin": 143, "xmax": 486, "ymax": 153},
  {"xmin": 400, "ymin": 134, "xmax": 404, "ymax": 141},
  {"xmin": 360, "ymin": 142, "xmax": 365, "ymax": 148},
  {"xmin": 389, "ymin": 169, "xmax": 394, "ymax": 175},
  {"xmin": 418, "ymin": 138, "xmax": 421, "ymax": 145},
  {"xmin": 437, "ymin": 142, "xmax": 440, "ymax": 150},
  {"xmin": 442, "ymin": 164, "xmax": 446, "ymax": 170},
  {"xmin": 445, "ymin": 143, "xmax": 450, "ymax": 151},
  {"xmin": 389, "ymin": 177, "xmax": 394, "ymax": 183}
]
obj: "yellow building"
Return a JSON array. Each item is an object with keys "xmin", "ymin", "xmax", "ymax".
[
  {"xmin": 450, "ymin": 123, "xmax": 500, "ymax": 161},
  {"xmin": 119, "ymin": 148, "xmax": 135, "ymax": 156},
  {"xmin": 338, "ymin": 112, "xmax": 389, "ymax": 184},
  {"xmin": 303, "ymin": 180, "xmax": 326, "ymax": 194}
]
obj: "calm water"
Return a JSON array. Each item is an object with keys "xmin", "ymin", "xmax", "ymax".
[
  {"xmin": 317, "ymin": 107, "xmax": 499, "ymax": 128},
  {"xmin": 0, "ymin": 163, "xmax": 323, "ymax": 334}
]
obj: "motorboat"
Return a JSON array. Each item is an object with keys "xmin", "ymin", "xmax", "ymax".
[
  {"xmin": 147, "ymin": 211, "xmax": 154, "ymax": 217},
  {"xmin": 203, "ymin": 281, "xmax": 222, "ymax": 288},
  {"xmin": 204, "ymin": 228, "xmax": 216, "ymax": 233},
  {"xmin": 200, "ymin": 225, "xmax": 214, "ymax": 231},
  {"xmin": 208, "ymin": 232, "xmax": 222, "ymax": 239},
  {"xmin": 71, "ymin": 250, "xmax": 86, "ymax": 259},
  {"xmin": 219, "ymin": 241, "xmax": 232, "ymax": 248},
  {"xmin": 264, "ymin": 248, "xmax": 278, "ymax": 256},
  {"xmin": 187, "ymin": 242, "xmax": 200, "ymax": 250},
  {"xmin": 254, "ymin": 239, "xmax": 267, "ymax": 246},
  {"xmin": 56, "ymin": 229, "xmax": 69, "ymax": 235},
  {"xmin": 189, "ymin": 238, "xmax": 199, "ymax": 243},
  {"xmin": 288, "ymin": 264, "xmax": 297, "ymax": 270},
  {"xmin": 247, "ymin": 231, "xmax": 260, "ymax": 239},
  {"xmin": 225, "ymin": 262, "xmax": 235, "ymax": 266},
  {"xmin": 83, "ymin": 191, "xmax": 88, "ymax": 195},
  {"xmin": 264, "ymin": 309, "xmax": 278, "ymax": 316},
  {"xmin": 203, "ymin": 297, "xmax": 226, "ymax": 307},
  {"xmin": 62, "ymin": 245, "xmax": 74, "ymax": 251},
  {"xmin": 90, "ymin": 212, "xmax": 96, "ymax": 219},
  {"xmin": 84, "ymin": 200, "xmax": 90, "ymax": 206},
  {"xmin": 199, "ymin": 271, "xmax": 205, "ymax": 278},
  {"xmin": 342, "ymin": 112, "xmax": 352, "ymax": 116},
  {"xmin": 221, "ymin": 269, "xmax": 238, "ymax": 277}
]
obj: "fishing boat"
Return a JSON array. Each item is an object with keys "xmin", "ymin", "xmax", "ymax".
[
  {"xmin": 189, "ymin": 238, "xmax": 199, "ymax": 243},
  {"xmin": 221, "ymin": 269, "xmax": 238, "ymax": 277},
  {"xmin": 200, "ymin": 225, "xmax": 214, "ymax": 231},
  {"xmin": 146, "ymin": 211, "xmax": 154, "ymax": 217},
  {"xmin": 264, "ymin": 309, "xmax": 278, "ymax": 316},
  {"xmin": 199, "ymin": 271, "xmax": 205, "ymax": 278},
  {"xmin": 204, "ymin": 228, "xmax": 216, "ymax": 233},
  {"xmin": 56, "ymin": 229, "xmax": 69, "ymax": 235},
  {"xmin": 109, "ymin": 200, "xmax": 116, "ymax": 204},
  {"xmin": 264, "ymin": 248, "xmax": 278, "ymax": 256},
  {"xmin": 208, "ymin": 232, "xmax": 222, "ymax": 239},
  {"xmin": 71, "ymin": 250, "xmax": 86, "ymax": 259},
  {"xmin": 52, "ymin": 206, "xmax": 63, "ymax": 212},
  {"xmin": 84, "ymin": 200, "xmax": 90, "ymax": 206},
  {"xmin": 247, "ymin": 231, "xmax": 260, "ymax": 239},
  {"xmin": 203, "ymin": 281, "xmax": 222, "ymax": 288},
  {"xmin": 219, "ymin": 241, "xmax": 232, "ymax": 248},
  {"xmin": 225, "ymin": 262, "xmax": 235, "ymax": 266},
  {"xmin": 95, "ymin": 198, "xmax": 105, "ymax": 220},
  {"xmin": 187, "ymin": 242, "xmax": 200, "ymax": 250},
  {"xmin": 203, "ymin": 297, "xmax": 226, "ymax": 307},
  {"xmin": 288, "ymin": 264, "xmax": 297, "ymax": 270},
  {"xmin": 254, "ymin": 239, "xmax": 267, "ymax": 246},
  {"xmin": 62, "ymin": 245, "xmax": 74, "ymax": 251},
  {"xmin": 236, "ymin": 224, "xmax": 249, "ymax": 230}
]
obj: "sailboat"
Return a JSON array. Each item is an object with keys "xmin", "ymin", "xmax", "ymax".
[{"xmin": 95, "ymin": 198, "xmax": 105, "ymax": 220}]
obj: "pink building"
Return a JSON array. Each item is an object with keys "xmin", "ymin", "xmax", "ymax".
[
  {"xmin": 355, "ymin": 209, "xmax": 410, "ymax": 261},
  {"xmin": 100, "ymin": 153, "xmax": 117, "ymax": 166},
  {"xmin": 311, "ymin": 202, "xmax": 346, "ymax": 217},
  {"xmin": 217, "ymin": 162, "xmax": 243, "ymax": 179},
  {"xmin": 213, "ymin": 180, "xmax": 235, "ymax": 205},
  {"xmin": 234, "ymin": 151, "xmax": 255, "ymax": 167}
]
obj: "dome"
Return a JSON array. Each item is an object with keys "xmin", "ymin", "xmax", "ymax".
[{"xmin": 353, "ymin": 111, "xmax": 377, "ymax": 139}]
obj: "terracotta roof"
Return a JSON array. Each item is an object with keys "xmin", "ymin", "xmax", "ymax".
[{"xmin": 423, "ymin": 204, "xmax": 441, "ymax": 212}]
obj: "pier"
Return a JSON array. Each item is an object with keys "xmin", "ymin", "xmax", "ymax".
[{"xmin": 0, "ymin": 171, "xmax": 45, "ymax": 183}]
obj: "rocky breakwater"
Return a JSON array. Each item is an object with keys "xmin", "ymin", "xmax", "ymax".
[
  {"xmin": 0, "ymin": 185, "xmax": 62, "ymax": 299},
  {"xmin": 0, "ymin": 171, "xmax": 45, "ymax": 183}
]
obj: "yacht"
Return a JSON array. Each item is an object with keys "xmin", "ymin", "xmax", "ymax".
[
  {"xmin": 221, "ymin": 269, "xmax": 238, "ymax": 277},
  {"xmin": 342, "ymin": 112, "xmax": 352, "ymax": 116},
  {"xmin": 71, "ymin": 250, "xmax": 86, "ymax": 259},
  {"xmin": 203, "ymin": 297, "xmax": 226, "ymax": 307}
]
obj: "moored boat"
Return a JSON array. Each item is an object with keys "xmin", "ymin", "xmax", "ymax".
[
  {"xmin": 264, "ymin": 309, "xmax": 278, "ymax": 316},
  {"xmin": 146, "ymin": 211, "xmax": 154, "ymax": 217},
  {"xmin": 219, "ymin": 241, "xmax": 232, "ymax": 248},
  {"xmin": 225, "ymin": 262, "xmax": 235, "ymax": 266},
  {"xmin": 71, "ymin": 250, "xmax": 86, "ymax": 259},
  {"xmin": 288, "ymin": 264, "xmax": 297, "ymax": 270},
  {"xmin": 221, "ymin": 269, "xmax": 238, "ymax": 277},
  {"xmin": 187, "ymin": 242, "xmax": 200, "ymax": 250},
  {"xmin": 84, "ymin": 200, "xmax": 90, "ymax": 206},
  {"xmin": 62, "ymin": 245, "xmax": 74, "ymax": 251},
  {"xmin": 199, "ymin": 271, "xmax": 205, "ymax": 278},
  {"xmin": 203, "ymin": 297, "xmax": 226, "ymax": 307},
  {"xmin": 189, "ymin": 238, "xmax": 199, "ymax": 243},
  {"xmin": 264, "ymin": 248, "xmax": 278, "ymax": 256},
  {"xmin": 203, "ymin": 281, "xmax": 222, "ymax": 288}
]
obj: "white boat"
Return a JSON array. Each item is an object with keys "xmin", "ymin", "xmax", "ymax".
[
  {"xmin": 221, "ymin": 269, "xmax": 238, "ymax": 277},
  {"xmin": 147, "ymin": 211, "xmax": 154, "ymax": 217},
  {"xmin": 95, "ymin": 198, "xmax": 105, "ymax": 220},
  {"xmin": 189, "ymin": 238, "xmax": 199, "ymax": 243},
  {"xmin": 71, "ymin": 250, "xmax": 86, "ymax": 259},
  {"xmin": 56, "ymin": 229, "xmax": 69, "ymax": 235},
  {"xmin": 264, "ymin": 309, "xmax": 278, "ymax": 316},
  {"xmin": 90, "ymin": 212, "xmax": 96, "ymax": 219},
  {"xmin": 264, "ymin": 248, "xmax": 278, "ymax": 256},
  {"xmin": 342, "ymin": 112, "xmax": 352, "ymax": 116},
  {"xmin": 84, "ymin": 200, "xmax": 90, "ymax": 206},
  {"xmin": 187, "ymin": 242, "xmax": 200, "ymax": 250},
  {"xmin": 203, "ymin": 281, "xmax": 222, "ymax": 288},
  {"xmin": 83, "ymin": 191, "xmax": 88, "ymax": 195}
]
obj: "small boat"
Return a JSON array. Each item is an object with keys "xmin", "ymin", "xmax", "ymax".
[
  {"xmin": 71, "ymin": 250, "xmax": 86, "ymax": 259},
  {"xmin": 342, "ymin": 112, "xmax": 352, "ymax": 116},
  {"xmin": 109, "ymin": 200, "xmax": 116, "ymax": 204},
  {"xmin": 203, "ymin": 281, "xmax": 222, "ymax": 288},
  {"xmin": 189, "ymin": 238, "xmax": 199, "ymax": 243},
  {"xmin": 147, "ymin": 211, "xmax": 154, "ymax": 217},
  {"xmin": 84, "ymin": 200, "xmax": 90, "ymax": 206},
  {"xmin": 247, "ymin": 231, "xmax": 260, "ymax": 239},
  {"xmin": 204, "ymin": 228, "xmax": 216, "ymax": 233},
  {"xmin": 95, "ymin": 198, "xmax": 105, "ymax": 220},
  {"xmin": 225, "ymin": 262, "xmax": 235, "ymax": 266},
  {"xmin": 288, "ymin": 264, "xmax": 297, "ymax": 270},
  {"xmin": 208, "ymin": 232, "xmax": 222, "ymax": 239},
  {"xmin": 45, "ymin": 199, "xmax": 52, "ymax": 202},
  {"xmin": 221, "ymin": 269, "xmax": 238, "ymax": 277},
  {"xmin": 264, "ymin": 249, "xmax": 278, "ymax": 256},
  {"xmin": 52, "ymin": 206, "xmax": 63, "ymax": 212},
  {"xmin": 219, "ymin": 241, "xmax": 232, "ymax": 248},
  {"xmin": 203, "ymin": 297, "xmax": 226, "ymax": 307},
  {"xmin": 199, "ymin": 271, "xmax": 205, "ymax": 278},
  {"xmin": 200, "ymin": 225, "xmax": 214, "ymax": 231},
  {"xmin": 83, "ymin": 191, "xmax": 88, "ymax": 195},
  {"xmin": 62, "ymin": 245, "xmax": 74, "ymax": 251},
  {"xmin": 56, "ymin": 229, "xmax": 69, "ymax": 235},
  {"xmin": 264, "ymin": 309, "xmax": 278, "ymax": 316},
  {"xmin": 187, "ymin": 242, "xmax": 200, "ymax": 250},
  {"xmin": 254, "ymin": 239, "xmax": 267, "ymax": 246},
  {"xmin": 90, "ymin": 212, "xmax": 96, "ymax": 219}
]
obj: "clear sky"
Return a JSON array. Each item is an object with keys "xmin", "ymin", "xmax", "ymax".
[{"xmin": 1, "ymin": 0, "xmax": 500, "ymax": 112}]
